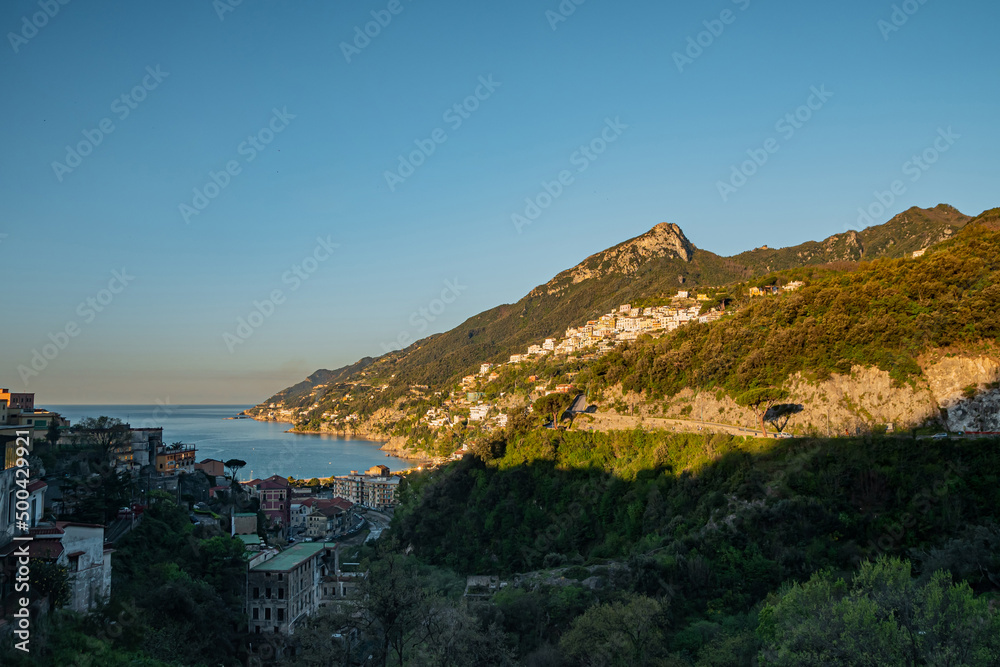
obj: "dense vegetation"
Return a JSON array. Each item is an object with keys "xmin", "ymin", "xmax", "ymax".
[
  {"xmin": 582, "ymin": 218, "xmax": 1000, "ymax": 400},
  {"xmin": 391, "ymin": 425, "xmax": 1000, "ymax": 664},
  {"xmin": 2, "ymin": 492, "xmax": 250, "ymax": 667},
  {"xmin": 729, "ymin": 204, "xmax": 969, "ymax": 274}
]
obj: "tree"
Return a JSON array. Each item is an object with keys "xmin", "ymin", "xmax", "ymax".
[
  {"xmin": 735, "ymin": 387, "xmax": 790, "ymax": 435},
  {"xmin": 533, "ymin": 393, "xmax": 575, "ymax": 428},
  {"xmin": 559, "ymin": 595, "xmax": 669, "ymax": 667},
  {"xmin": 31, "ymin": 559, "xmax": 70, "ymax": 611},
  {"xmin": 757, "ymin": 557, "xmax": 1000, "ymax": 666},
  {"xmin": 355, "ymin": 539, "xmax": 427, "ymax": 667},
  {"xmin": 418, "ymin": 603, "xmax": 516, "ymax": 667},
  {"xmin": 74, "ymin": 416, "xmax": 131, "ymax": 461},
  {"xmin": 764, "ymin": 403, "xmax": 804, "ymax": 433},
  {"xmin": 224, "ymin": 458, "xmax": 246, "ymax": 484},
  {"xmin": 291, "ymin": 606, "xmax": 364, "ymax": 666},
  {"xmin": 46, "ymin": 419, "xmax": 61, "ymax": 447}
]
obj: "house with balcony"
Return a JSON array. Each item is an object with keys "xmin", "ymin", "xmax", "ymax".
[{"xmin": 155, "ymin": 442, "xmax": 196, "ymax": 475}]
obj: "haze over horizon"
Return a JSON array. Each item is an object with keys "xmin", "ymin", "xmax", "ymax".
[{"xmin": 2, "ymin": 0, "xmax": 998, "ymax": 404}]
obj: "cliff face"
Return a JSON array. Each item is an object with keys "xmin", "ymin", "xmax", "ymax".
[
  {"xmin": 652, "ymin": 351, "xmax": 1000, "ymax": 435},
  {"xmin": 535, "ymin": 222, "xmax": 697, "ymax": 296},
  {"xmin": 925, "ymin": 355, "xmax": 1000, "ymax": 431}
]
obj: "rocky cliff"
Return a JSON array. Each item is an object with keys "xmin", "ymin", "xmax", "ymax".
[{"xmin": 648, "ymin": 349, "xmax": 1000, "ymax": 435}]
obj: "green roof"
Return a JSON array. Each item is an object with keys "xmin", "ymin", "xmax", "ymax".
[
  {"xmin": 233, "ymin": 512, "xmax": 257, "ymax": 517},
  {"xmin": 237, "ymin": 535, "xmax": 261, "ymax": 546},
  {"xmin": 251, "ymin": 543, "xmax": 327, "ymax": 572}
]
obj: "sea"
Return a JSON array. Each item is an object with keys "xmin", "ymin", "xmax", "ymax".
[{"xmin": 46, "ymin": 404, "xmax": 411, "ymax": 481}]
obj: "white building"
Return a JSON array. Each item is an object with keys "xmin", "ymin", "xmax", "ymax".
[{"xmin": 25, "ymin": 522, "xmax": 113, "ymax": 613}]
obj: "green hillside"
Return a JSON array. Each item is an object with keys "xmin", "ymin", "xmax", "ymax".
[
  {"xmin": 253, "ymin": 205, "xmax": 974, "ymax": 415},
  {"xmin": 583, "ymin": 209, "xmax": 1000, "ymax": 400},
  {"xmin": 729, "ymin": 204, "xmax": 970, "ymax": 274},
  {"xmin": 391, "ymin": 426, "xmax": 1000, "ymax": 664}
]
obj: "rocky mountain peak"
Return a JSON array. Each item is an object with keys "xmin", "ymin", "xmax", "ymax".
[
  {"xmin": 540, "ymin": 222, "xmax": 696, "ymax": 293},
  {"xmin": 641, "ymin": 223, "xmax": 694, "ymax": 262}
]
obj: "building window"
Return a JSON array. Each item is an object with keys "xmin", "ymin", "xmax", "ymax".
[
  {"xmin": 265, "ymin": 608, "xmax": 271, "ymax": 620},
  {"xmin": 252, "ymin": 608, "xmax": 259, "ymax": 620},
  {"xmin": 277, "ymin": 608, "xmax": 284, "ymax": 621},
  {"xmin": 278, "ymin": 588, "xmax": 284, "ymax": 599},
  {"xmin": 253, "ymin": 587, "xmax": 259, "ymax": 599},
  {"xmin": 266, "ymin": 587, "xmax": 271, "ymax": 599}
]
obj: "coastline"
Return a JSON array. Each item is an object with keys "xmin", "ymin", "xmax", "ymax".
[
  {"xmin": 246, "ymin": 412, "xmax": 437, "ymax": 466},
  {"xmin": 287, "ymin": 428, "xmax": 435, "ymax": 465}
]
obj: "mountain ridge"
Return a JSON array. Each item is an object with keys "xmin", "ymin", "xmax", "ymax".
[{"xmin": 252, "ymin": 204, "xmax": 973, "ymax": 412}]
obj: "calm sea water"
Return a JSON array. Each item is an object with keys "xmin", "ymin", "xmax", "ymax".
[{"xmin": 47, "ymin": 405, "xmax": 410, "ymax": 481}]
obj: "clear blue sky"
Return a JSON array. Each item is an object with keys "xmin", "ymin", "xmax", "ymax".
[{"xmin": 2, "ymin": 0, "xmax": 997, "ymax": 404}]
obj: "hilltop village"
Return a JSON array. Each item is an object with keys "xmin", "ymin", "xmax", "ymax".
[{"xmin": 253, "ymin": 283, "xmax": 805, "ymax": 446}]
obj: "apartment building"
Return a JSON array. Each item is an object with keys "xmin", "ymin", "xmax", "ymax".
[{"xmin": 248, "ymin": 543, "xmax": 325, "ymax": 635}]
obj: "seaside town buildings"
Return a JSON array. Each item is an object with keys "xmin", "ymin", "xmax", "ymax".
[
  {"xmin": 0, "ymin": 391, "xmax": 117, "ymax": 622},
  {"xmin": 243, "ymin": 475, "xmax": 293, "ymax": 535},
  {"xmin": 195, "ymin": 458, "xmax": 226, "ymax": 478},
  {"xmin": 19, "ymin": 522, "xmax": 114, "ymax": 613},
  {"xmin": 329, "ymin": 466, "xmax": 400, "ymax": 510},
  {"xmin": 247, "ymin": 542, "xmax": 362, "ymax": 635}
]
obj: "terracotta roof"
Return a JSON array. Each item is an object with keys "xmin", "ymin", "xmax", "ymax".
[
  {"xmin": 263, "ymin": 474, "xmax": 290, "ymax": 486},
  {"xmin": 26, "ymin": 479, "xmax": 47, "ymax": 492},
  {"xmin": 30, "ymin": 540, "xmax": 64, "ymax": 560},
  {"xmin": 313, "ymin": 506, "xmax": 343, "ymax": 518},
  {"xmin": 55, "ymin": 521, "xmax": 106, "ymax": 530}
]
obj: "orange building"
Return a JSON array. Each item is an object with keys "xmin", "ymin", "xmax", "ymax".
[{"xmin": 156, "ymin": 443, "xmax": 197, "ymax": 474}]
